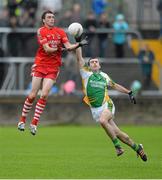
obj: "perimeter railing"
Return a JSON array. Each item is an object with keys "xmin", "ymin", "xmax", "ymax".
[{"xmin": 1, "ymin": 27, "xmax": 161, "ymax": 95}]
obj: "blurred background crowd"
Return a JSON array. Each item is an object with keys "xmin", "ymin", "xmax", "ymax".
[{"xmin": 0, "ymin": 0, "xmax": 162, "ymax": 95}]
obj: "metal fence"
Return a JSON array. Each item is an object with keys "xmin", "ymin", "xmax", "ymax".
[
  {"xmin": 0, "ymin": 27, "xmax": 142, "ymax": 56},
  {"xmin": 0, "ymin": 27, "xmax": 161, "ymax": 95},
  {"xmin": 0, "ymin": 57, "xmax": 162, "ymax": 96}
]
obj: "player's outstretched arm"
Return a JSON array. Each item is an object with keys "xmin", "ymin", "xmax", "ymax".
[
  {"xmin": 74, "ymin": 35, "xmax": 86, "ymax": 68},
  {"xmin": 64, "ymin": 41, "xmax": 80, "ymax": 51},
  {"xmin": 113, "ymin": 83, "xmax": 130, "ymax": 94},
  {"xmin": 112, "ymin": 83, "xmax": 136, "ymax": 104},
  {"xmin": 64, "ymin": 37, "xmax": 88, "ymax": 51}
]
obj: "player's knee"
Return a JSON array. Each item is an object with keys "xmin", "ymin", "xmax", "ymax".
[
  {"xmin": 28, "ymin": 93, "xmax": 37, "ymax": 100},
  {"xmin": 99, "ymin": 118, "xmax": 107, "ymax": 126},
  {"xmin": 41, "ymin": 89, "xmax": 50, "ymax": 99},
  {"xmin": 40, "ymin": 93, "xmax": 48, "ymax": 100}
]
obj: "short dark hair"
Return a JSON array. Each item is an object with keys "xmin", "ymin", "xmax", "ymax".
[
  {"xmin": 88, "ymin": 57, "xmax": 98, "ymax": 66},
  {"xmin": 41, "ymin": 10, "xmax": 55, "ymax": 23}
]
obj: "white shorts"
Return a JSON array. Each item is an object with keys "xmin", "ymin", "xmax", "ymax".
[{"xmin": 90, "ymin": 100, "xmax": 115, "ymax": 122}]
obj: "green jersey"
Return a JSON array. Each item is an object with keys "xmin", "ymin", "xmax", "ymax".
[{"xmin": 80, "ymin": 65, "xmax": 115, "ymax": 107}]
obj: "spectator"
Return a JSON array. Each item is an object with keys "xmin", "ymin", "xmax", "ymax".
[
  {"xmin": 84, "ymin": 11, "xmax": 98, "ymax": 57},
  {"xmin": 63, "ymin": 80, "xmax": 76, "ymax": 95},
  {"xmin": 157, "ymin": 0, "xmax": 162, "ymax": 38},
  {"xmin": 38, "ymin": 0, "xmax": 62, "ymax": 14},
  {"xmin": 7, "ymin": 16, "xmax": 20, "ymax": 56},
  {"xmin": 58, "ymin": 10, "xmax": 72, "ymax": 28},
  {"xmin": 0, "ymin": 8, "xmax": 9, "ymax": 51},
  {"xmin": 6, "ymin": 0, "xmax": 38, "ymax": 27},
  {"xmin": 19, "ymin": 10, "xmax": 35, "ymax": 27},
  {"xmin": 7, "ymin": 0, "xmax": 23, "ymax": 17},
  {"xmin": 92, "ymin": 0, "xmax": 108, "ymax": 17},
  {"xmin": 0, "ymin": 45, "xmax": 5, "ymax": 88},
  {"xmin": 0, "ymin": 7, "xmax": 9, "ymax": 27},
  {"xmin": 138, "ymin": 43, "xmax": 155, "ymax": 90},
  {"xmin": 98, "ymin": 12, "xmax": 110, "ymax": 57},
  {"xmin": 21, "ymin": 0, "xmax": 38, "ymax": 19},
  {"xmin": 19, "ymin": 10, "xmax": 36, "ymax": 56},
  {"xmin": 130, "ymin": 80, "xmax": 142, "ymax": 96},
  {"xmin": 112, "ymin": 14, "xmax": 129, "ymax": 58},
  {"xmin": 64, "ymin": 51, "xmax": 79, "ymax": 83},
  {"xmin": 37, "ymin": 0, "xmax": 62, "ymax": 26},
  {"xmin": 70, "ymin": 3, "xmax": 83, "ymax": 24}
]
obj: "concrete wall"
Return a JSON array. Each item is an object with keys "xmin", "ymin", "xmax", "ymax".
[{"xmin": 0, "ymin": 95, "xmax": 162, "ymax": 126}]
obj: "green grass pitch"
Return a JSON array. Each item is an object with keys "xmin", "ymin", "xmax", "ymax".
[{"xmin": 0, "ymin": 125, "xmax": 162, "ymax": 179}]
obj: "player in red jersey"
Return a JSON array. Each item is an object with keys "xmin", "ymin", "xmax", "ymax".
[{"xmin": 18, "ymin": 10, "xmax": 88, "ymax": 135}]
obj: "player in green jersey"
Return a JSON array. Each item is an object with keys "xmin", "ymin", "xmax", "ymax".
[{"xmin": 75, "ymin": 37, "xmax": 147, "ymax": 162}]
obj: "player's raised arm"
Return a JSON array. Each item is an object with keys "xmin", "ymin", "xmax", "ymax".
[
  {"xmin": 74, "ymin": 33, "xmax": 89, "ymax": 68},
  {"xmin": 76, "ymin": 47, "xmax": 85, "ymax": 68}
]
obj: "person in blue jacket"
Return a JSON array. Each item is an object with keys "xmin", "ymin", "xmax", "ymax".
[
  {"xmin": 92, "ymin": 0, "xmax": 108, "ymax": 17},
  {"xmin": 112, "ymin": 14, "xmax": 129, "ymax": 58}
]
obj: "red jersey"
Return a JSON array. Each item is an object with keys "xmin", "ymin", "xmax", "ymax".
[{"xmin": 35, "ymin": 26, "xmax": 69, "ymax": 67}]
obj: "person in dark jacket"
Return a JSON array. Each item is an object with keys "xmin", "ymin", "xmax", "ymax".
[
  {"xmin": 98, "ymin": 12, "xmax": 110, "ymax": 57},
  {"xmin": 0, "ymin": 46, "xmax": 5, "ymax": 88},
  {"xmin": 157, "ymin": 0, "xmax": 162, "ymax": 37},
  {"xmin": 138, "ymin": 44, "xmax": 155, "ymax": 89},
  {"xmin": 84, "ymin": 11, "xmax": 98, "ymax": 57}
]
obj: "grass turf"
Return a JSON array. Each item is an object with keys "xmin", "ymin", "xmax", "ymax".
[{"xmin": 0, "ymin": 125, "xmax": 162, "ymax": 179}]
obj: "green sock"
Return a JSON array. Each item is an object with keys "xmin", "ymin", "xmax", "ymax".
[
  {"xmin": 112, "ymin": 138, "xmax": 121, "ymax": 148},
  {"xmin": 132, "ymin": 143, "xmax": 139, "ymax": 151}
]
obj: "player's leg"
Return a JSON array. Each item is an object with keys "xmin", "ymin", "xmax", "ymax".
[
  {"xmin": 30, "ymin": 78, "xmax": 55, "ymax": 135},
  {"xmin": 18, "ymin": 77, "xmax": 42, "ymax": 131},
  {"xmin": 109, "ymin": 119, "xmax": 135, "ymax": 146},
  {"xmin": 99, "ymin": 109, "xmax": 124, "ymax": 156},
  {"xmin": 109, "ymin": 120, "xmax": 147, "ymax": 161},
  {"xmin": 99, "ymin": 109, "xmax": 115, "ymax": 139}
]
